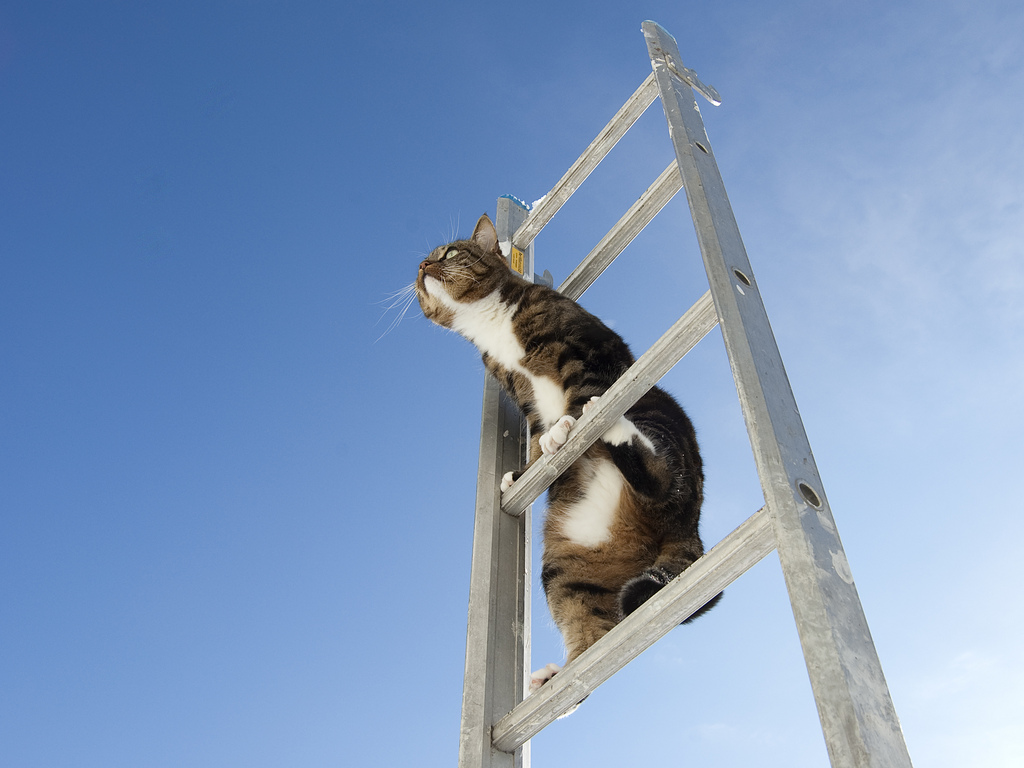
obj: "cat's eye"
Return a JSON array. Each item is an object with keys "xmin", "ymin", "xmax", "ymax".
[{"xmin": 442, "ymin": 248, "xmax": 460, "ymax": 261}]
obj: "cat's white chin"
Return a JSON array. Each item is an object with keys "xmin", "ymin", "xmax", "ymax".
[{"xmin": 422, "ymin": 274, "xmax": 443, "ymax": 296}]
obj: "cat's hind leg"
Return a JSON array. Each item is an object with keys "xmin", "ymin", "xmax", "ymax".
[
  {"xmin": 528, "ymin": 571, "xmax": 613, "ymax": 716},
  {"xmin": 529, "ymin": 662, "xmax": 561, "ymax": 692},
  {"xmin": 528, "ymin": 662, "xmax": 585, "ymax": 717},
  {"xmin": 542, "ymin": 562, "xmax": 620, "ymax": 663},
  {"xmin": 619, "ymin": 536, "xmax": 722, "ymax": 621}
]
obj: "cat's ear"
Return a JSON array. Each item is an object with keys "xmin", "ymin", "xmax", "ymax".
[{"xmin": 471, "ymin": 214, "xmax": 500, "ymax": 254}]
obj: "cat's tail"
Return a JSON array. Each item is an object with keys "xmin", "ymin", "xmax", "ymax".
[{"xmin": 618, "ymin": 565, "xmax": 723, "ymax": 623}]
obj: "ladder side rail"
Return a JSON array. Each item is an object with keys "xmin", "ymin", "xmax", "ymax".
[
  {"xmin": 558, "ymin": 161, "xmax": 682, "ymax": 301},
  {"xmin": 501, "ymin": 290, "xmax": 718, "ymax": 517},
  {"xmin": 512, "ymin": 74, "xmax": 658, "ymax": 250},
  {"xmin": 458, "ymin": 200, "xmax": 534, "ymax": 768},
  {"xmin": 643, "ymin": 21, "xmax": 913, "ymax": 768},
  {"xmin": 492, "ymin": 505, "xmax": 778, "ymax": 752}
]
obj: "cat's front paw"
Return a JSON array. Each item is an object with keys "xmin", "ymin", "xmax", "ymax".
[
  {"xmin": 500, "ymin": 471, "xmax": 518, "ymax": 492},
  {"xmin": 539, "ymin": 415, "xmax": 576, "ymax": 455},
  {"xmin": 529, "ymin": 663, "xmax": 562, "ymax": 693}
]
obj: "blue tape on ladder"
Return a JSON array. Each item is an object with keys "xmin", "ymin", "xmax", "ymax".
[{"xmin": 499, "ymin": 194, "xmax": 531, "ymax": 211}]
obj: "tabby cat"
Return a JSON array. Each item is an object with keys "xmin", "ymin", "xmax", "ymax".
[{"xmin": 416, "ymin": 213, "xmax": 718, "ymax": 692}]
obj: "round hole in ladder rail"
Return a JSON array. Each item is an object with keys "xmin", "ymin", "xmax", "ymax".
[
  {"xmin": 733, "ymin": 268, "xmax": 751, "ymax": 286},
  {"xmin": 798, "ymin": 481, "xmax": 823, "ymax": 509}
]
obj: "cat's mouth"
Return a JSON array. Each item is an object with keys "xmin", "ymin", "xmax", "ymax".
[
  {"xmin": 417, "ymin": 260, "xmax": 443, "ymax": 296},
  {"xmin": 415, "ymin": 266, "xmax": 456, "ymax": 327}
]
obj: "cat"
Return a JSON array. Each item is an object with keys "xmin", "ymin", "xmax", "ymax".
[{"xmin": 415, "ymin": 213, "xmax": 719, "ymax": 693}]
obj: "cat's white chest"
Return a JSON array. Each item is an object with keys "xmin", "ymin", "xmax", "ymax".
[
  {"xmin": 450, "ymin": 291, "xmax": 566, "ymax": 427},
  {"xmin": 447, "ymin": 291, "xmax": 523, "ymax": 369}
]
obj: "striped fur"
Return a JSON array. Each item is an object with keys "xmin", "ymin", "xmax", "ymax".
[{"xmin": 416, "ymin": 214, "xmax": 719, "ymax": 676}]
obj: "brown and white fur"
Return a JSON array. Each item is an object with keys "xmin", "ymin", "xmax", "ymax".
[{"xmin": 415, "ymin": 213, "xmax": 719, "ymax": 693}]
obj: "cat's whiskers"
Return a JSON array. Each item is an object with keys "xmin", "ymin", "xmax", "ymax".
[
  {"xmin": 375, "ymin": 282, "xmax": 419, "ymax": 342},
  {"xmin": 444, "ymin": 262, "xmax": 483, "ymax": 286},
  {"xmin": 446, "ymin": 214, "xmax": 461, "ymax": 245},
  {"xmin": 380, "ymin": 255, "xmax": 495, "ymax": 345}
]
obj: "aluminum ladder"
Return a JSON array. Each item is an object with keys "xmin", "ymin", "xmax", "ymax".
[{"xmin": 457, "ymin": 21, "xmax": 913, "ymax": 768}]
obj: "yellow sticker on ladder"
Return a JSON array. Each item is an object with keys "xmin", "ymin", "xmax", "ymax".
[{"xmin": 510, "ymin": 247, "xmax": 524, "ymax": 275}]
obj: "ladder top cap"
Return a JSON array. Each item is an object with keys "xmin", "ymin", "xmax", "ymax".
[
  {"xmin": 642, "ymin": 20, "xmax": 722, "ymax": 106},
  {"xmin": 641, "ymin": 20, "xmax": 674, "ymax": 45}
]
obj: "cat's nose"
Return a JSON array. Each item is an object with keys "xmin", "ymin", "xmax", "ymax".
[{"xmin": 420, "ymin": 259, "xmax": 430, "ymax": 270}]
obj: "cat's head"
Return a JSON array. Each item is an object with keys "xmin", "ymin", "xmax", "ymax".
[{"xmin": 415, "ymin": 213, "xmax": 516, "ymax": 328}]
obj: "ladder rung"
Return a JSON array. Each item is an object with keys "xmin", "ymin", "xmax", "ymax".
[
  {"xmin": 491, "ymin": 505, "xmax": 777, "ymax": 752},
  {"xmin": 500, "ymin": 290, "xmax": 718, "ymax": 517},
  {"xmin": 558, "ymin": 161, "xmax": 683, "ymax": 301},
  {"xmin": 513, "ymin": 73, "xmax": 659, "ymax": 250}
]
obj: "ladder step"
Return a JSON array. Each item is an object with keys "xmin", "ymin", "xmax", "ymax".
[
  {"xmin": 513, "ymin": 73, "xmax": 659, "ymax": 250},
  {"xmin": 491, "ymin": 505, "xmax": 777, "ymax": 752},
  {"xmin": 501, "ymin": 290, "xmax": 718, "ymax": 517},
  {"xmin": 558, "ymin": 161, "xmax": 683, "ymax": 301}
]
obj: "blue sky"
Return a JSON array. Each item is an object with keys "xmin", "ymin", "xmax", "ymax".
[{"xmin": 2, "ymin": 1, "xmax": 1022, "ymax": 766}]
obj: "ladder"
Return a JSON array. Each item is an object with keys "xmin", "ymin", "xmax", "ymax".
[{"xmin": 457, "ymin": 21, "xmax": 913, "ymax": 768}]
